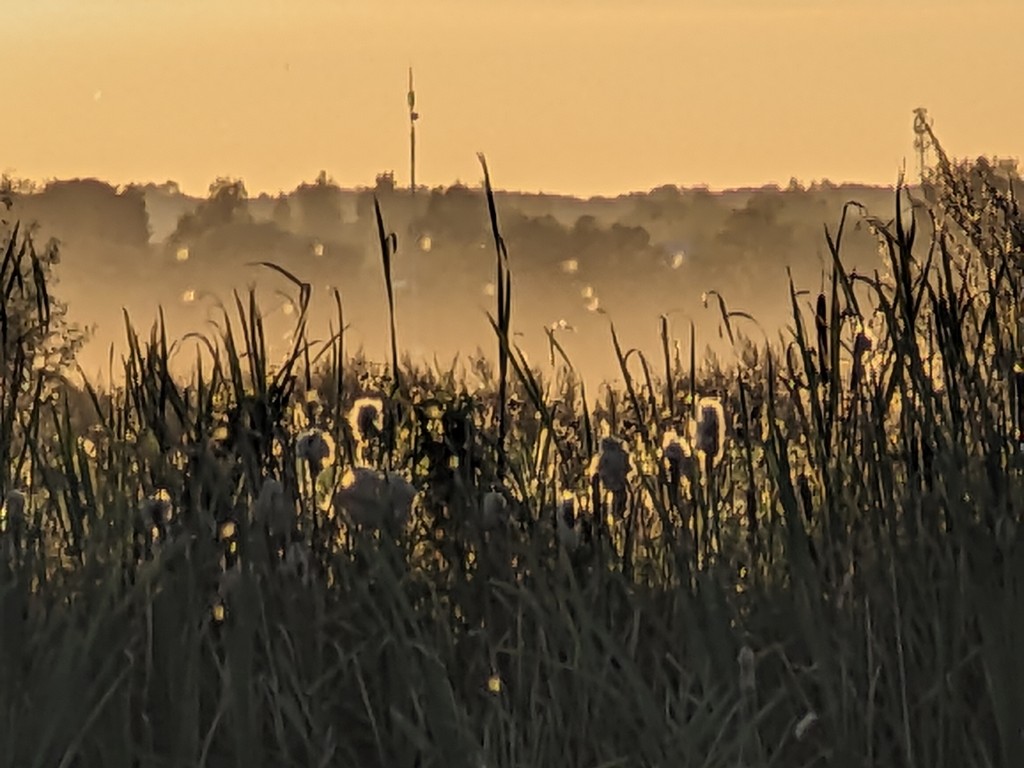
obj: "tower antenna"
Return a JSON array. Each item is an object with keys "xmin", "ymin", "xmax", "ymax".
[{"xmin": 408, "ymin": 67, "xmax": 419, "ymax": 195}]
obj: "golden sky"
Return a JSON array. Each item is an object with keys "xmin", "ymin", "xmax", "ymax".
[{"xmin": 2, "ymin": 0, "xmax": 1021, "ymax": 197}]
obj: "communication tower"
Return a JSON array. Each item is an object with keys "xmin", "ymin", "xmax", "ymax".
[{"xmin": 408, "ymin": 68, "xmax": 419, "ymax": 195}]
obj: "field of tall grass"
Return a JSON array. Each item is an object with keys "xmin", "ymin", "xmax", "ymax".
[{"xmin": 1, "ymin": 128, "xmax": 1023, "ymax": 768}]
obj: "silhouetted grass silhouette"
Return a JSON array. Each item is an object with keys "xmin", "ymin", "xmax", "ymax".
[{"xmin": 1, "ymin": 126, "xmax": 1023, "ymax": 767}]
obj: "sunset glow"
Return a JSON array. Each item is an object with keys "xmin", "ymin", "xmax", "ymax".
[{"xmin": 3, "ymin": 0, "xmax": 1021, "ymax": 196}]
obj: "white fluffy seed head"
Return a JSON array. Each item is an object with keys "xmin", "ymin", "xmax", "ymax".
[
  {"xmin": 556, "ymin": 494, "xmax": 579, "ymax": 551},
  {"xmin": 296, "ymin": 428, "xmax": 331, "ymax": 469},
  {"xmin": 593, "ymin": 437, "xmax": 631, "ymax": 492},
  {"xmin": 661, "ymin": 429, "xmax": 689, "ymax": 464},
  {"xmin": 348, "ymin": 397, "xmax": 384, "ymax": 444},
  {"xmin": 693, "ymin": 397, "xmax": 726, "ymax": 464},
  {"xmin": 334, "ymin": 468, "xmax": 416, "ymax": 531}
]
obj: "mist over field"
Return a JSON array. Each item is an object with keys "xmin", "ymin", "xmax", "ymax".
[{"xmin": 5, "ymin": 173, "xmax": 914, "ymax": 388}]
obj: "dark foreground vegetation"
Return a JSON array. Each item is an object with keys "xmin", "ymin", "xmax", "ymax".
[{"xmin": 1, "ymin": 126, "xmax": 1023, "ymax": 768}]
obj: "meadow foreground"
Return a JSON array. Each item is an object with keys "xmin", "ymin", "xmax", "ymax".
[{"xmin": 1, "ymin": 135, "xmax": 1023, "ymax": 767}]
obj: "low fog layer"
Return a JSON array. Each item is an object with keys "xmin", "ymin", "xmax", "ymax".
[{"xmin": 3, "ymin": 172, "xmax": 932, "ymax": 389}]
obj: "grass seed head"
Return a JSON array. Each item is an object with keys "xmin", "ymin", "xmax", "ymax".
[
  {"xmin": 593, "ymin": 436, "xmax": 631, "ymax": 492},
  {"xmin": 556, "ymin": 493, "xmax": 580, "ymax": 550},
  {"xmin": 1, "ymin": 490, "xmax": 26, "ymax": 533},
  {"xmin": 854, "ymin": 329, "xmax": 873, "ymax": 355},
  {"xmin": 661, "ymin": 429, "xmax": 689, "ymax": 464},
  {"xmin": 296, "ymin": 428, "xmax": 332, "ymax": 473},
  {"xmin": 481, "ymin": 489, "xmax": 509, "ymax": 531},
  {"xmin": 334, "ymin": 468, "xmax": 416, "ymax": 530},
  {"xmin": 486, "ymin": 673, "xmax": 503, "ymax": 694},
  {"xmin": 348, "ymin": 396, "xmax": 384, "ymax": 444},
  {"xmin": 693, "ymin": 397, "xmax": 726, "ymax": 464},
  {"xmin": 139, "ymin": 495, "xmax": 171, "ymax": 532}
]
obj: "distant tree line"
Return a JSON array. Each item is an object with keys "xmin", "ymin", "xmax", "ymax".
[{"xmin": 2, "ymin": 169, "xmax": 941, "ymax": 307}]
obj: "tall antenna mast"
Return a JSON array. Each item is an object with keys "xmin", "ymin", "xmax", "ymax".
[{"xmin": 408, "ymin": 67, "xmax": 419, "ymax": 195}]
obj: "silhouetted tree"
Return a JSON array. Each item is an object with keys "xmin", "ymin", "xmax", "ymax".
[
  {"xmin": 293, "ymin": 171, "xmax": 342, "ymax": 235},
  {"xmin": 1, "ymin": 217, "xmax": 89, "ymax": 481},
  {"xmin": 170, "ymin": 177, "xmax": 250, "ymax": 244},
  {"xmin": 416, "ymin": 183, "xmax": 487, "ymax": 247},
  {"xmin": 31, "ymin": 178, "xmax": 150, "ymax": 248},
  {"xmin": 203, "ymin": 177, "xmax": 251, "ymax": 227},
  {"xmin": 375, "ymin": 171, "xmax": 396, "ymax": 195},
  {"xmin": 272, "ymin": 195, "xmax": 291, "ymax": 230}
]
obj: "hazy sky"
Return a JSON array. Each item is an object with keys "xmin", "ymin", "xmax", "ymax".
[{"xmin": 2, "ymin": 0, "xmax": 1021, "ymax": 197}]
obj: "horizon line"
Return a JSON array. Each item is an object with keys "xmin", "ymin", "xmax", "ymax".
[{"xmin": 5, "ymin": 173, "xmax": 935, "ymax": 200}]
